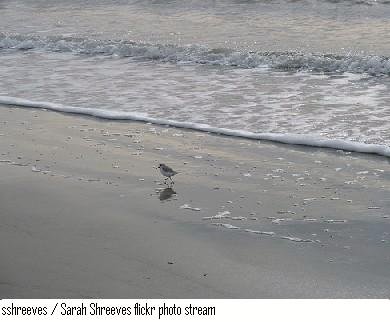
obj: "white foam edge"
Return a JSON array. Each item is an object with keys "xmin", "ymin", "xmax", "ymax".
[{"xmin": 1, "ymin": 95, "xmax": 389, "ymax": 158}]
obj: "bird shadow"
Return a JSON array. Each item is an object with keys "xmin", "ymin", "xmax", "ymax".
[{"xmin": 159, "ymin": 187, "xmax": 177, "ymax": 201}]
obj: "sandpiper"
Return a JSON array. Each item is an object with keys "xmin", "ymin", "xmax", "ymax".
[{"xmin": 158, "ymin": 163, "xmax": 178, "ymax": 184}]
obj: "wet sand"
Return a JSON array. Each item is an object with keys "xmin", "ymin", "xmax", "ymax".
[{"xmin": 0, "ymin": 105, "xmax": 390, "ymax": 298}]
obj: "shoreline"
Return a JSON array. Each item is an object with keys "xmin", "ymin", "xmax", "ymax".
[
  {"xmin": 1, "ymin": 105, "xmax": 390, "ymax": 298},
  {"xmin": 1, "ymin": 96, "xmax": 390, "ymax": 158}
]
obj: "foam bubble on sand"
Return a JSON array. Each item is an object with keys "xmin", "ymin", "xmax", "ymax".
[
  {"xmin": 213, "ymin": 223, "xmax": 240, "ymax": 230},
  {"xmin": 245, "ymin": 229, "xmax": 275, "ymax": 236},
  {"xmin": 202, "ymin": 211, "xmax": 231, "ymax": 220},
  {"xmin": 180, "ymin": 204, "xmax": 201, "ymax": 211},
  {"xmin": 280, "ymin": 236, "xmax": 314, "ymax": 242},
  {"xmin": 323, "ymin": 219, "xmax": 347, "ymax": 223},
  {"xmin": 303, "ymin": 198, "xmax": 317, "ymax": 202},
  {"xmin": 277, "ymin": 210, "xmax": 296, "ymax": 214},
  {"xmin": 245, "ymin": 229, "xmax": 261, "ymax": 234},
  {"xmin": 271, "ymin": 218, "xmax": 292, "ymax": 224},
  {"xmin": 231, "ymin": 216, "xmax": 247, "ymax": 220},
  {"xmin": 2, "ymin": 95, "xmax": 390, "ymax": 157},
  {"xmin": 11, "ymin": 162, "xmax": 28, "ymax": 167},
  {"xmin": 245, "ymin": 230, "xmax": 314, "ymax": 243}
]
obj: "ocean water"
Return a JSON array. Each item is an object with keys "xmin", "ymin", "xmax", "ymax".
[{"xmin": 1, "ymin": 0, "xmax": 390, "ymax": 156}]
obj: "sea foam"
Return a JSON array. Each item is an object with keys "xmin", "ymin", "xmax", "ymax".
[
  {"xmin": 2, "ymin": 33, "xmax": 390, "ymax": 75},
  {"xmin": 1, "ymin": 96, "xmax": 389, "ymax": 158}
]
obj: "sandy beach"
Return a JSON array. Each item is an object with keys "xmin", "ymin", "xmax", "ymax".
[{"xmin": 0, "ymin": 105, "xmax": 389, "ymax": 298}]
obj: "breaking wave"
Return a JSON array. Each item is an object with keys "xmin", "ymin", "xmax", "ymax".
[{"xmin": 2, "ymin": 33, "xmax": 390, "ymax": 75}]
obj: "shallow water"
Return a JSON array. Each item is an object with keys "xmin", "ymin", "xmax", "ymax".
[{"xmin": 1, "ymin": 0, "xmax": 390, "ymax": 155}]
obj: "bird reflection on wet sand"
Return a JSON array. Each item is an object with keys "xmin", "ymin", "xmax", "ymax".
[{"xmin": 159, "ymin": 187, "xmax": 177, "ymax": 201}]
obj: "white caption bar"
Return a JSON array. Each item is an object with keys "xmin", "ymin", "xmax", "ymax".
[{"xmin": 0, "ymin": 299, "xmax": 389, "ymax": 322}]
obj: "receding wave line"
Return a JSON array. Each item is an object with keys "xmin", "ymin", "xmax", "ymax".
[
  {"xmin": 2, "ymin": 33, "xmax": 390, "ymax": 75},
  {"xmin": 1, "ymin": 96, "xmax": 389, "ymax": 157}
]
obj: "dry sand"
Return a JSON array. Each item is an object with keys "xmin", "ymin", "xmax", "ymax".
[{"xmin": 0, "ymin": 105, "xmax": 390, "ymax": 298}]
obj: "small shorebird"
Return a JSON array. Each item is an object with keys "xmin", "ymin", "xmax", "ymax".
[{"xmin": 158, "ymin": 163, "xmax": 178, "ymax": 184}]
